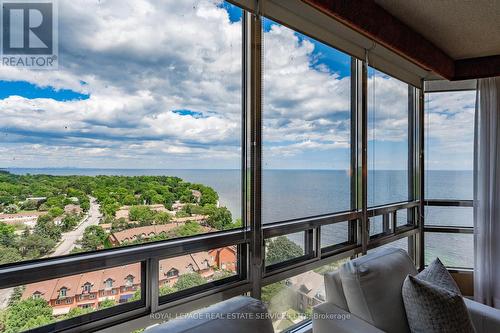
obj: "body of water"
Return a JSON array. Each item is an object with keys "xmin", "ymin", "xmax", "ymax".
[{"xmin": 4, "ymin": 168, "xmax": 473, "ymax": 267}]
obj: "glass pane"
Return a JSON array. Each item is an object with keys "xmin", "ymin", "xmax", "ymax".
[
  {"xmin": 425, "ymin": 91, "xmax": 475, "ymax": 200},
  {"xmin": 321, "ymin": 222, "xmax": 349, "ymax": 248},
  {"xmin": 0, "ymin": 1, "xmax": 243, "ymax": 266},
  {"xmin": 425, "ymin": 206, "xmax": 473, "ymax": 227},
  {"xmin": 262, "ymin": 18, "xmax": 352, "ymax": 223},
  {"xmin": 367, "ymin": 68, "xmax": 409, "ymax": 207},
  {"xmin": 425, "ymin": 232, "xmax": 473, "ymax": 268},
  {"xmin": 262, "ymin": 259, "xmax": 347, "ymax": 332},
  {"xmin": 265, "ymin": 233, "xmax": 305, "ymax": 267},
  {"xmin": 158, "ymin": 247, "xmax": 238, "ymax": 298},
  {"xmin": 369, "ymin": 215, "xmax": 384, "ymax": 236},
  {"xmin": 369, "ymin": 237, "xmax": 409, "ymax": 254},
  {"xmin": 0, "ymin": 263, "xmax": 142, "ymax": 332},
  {"xmin": 396, "ymin": 208, "xmax": 412, "ymax": 227}
]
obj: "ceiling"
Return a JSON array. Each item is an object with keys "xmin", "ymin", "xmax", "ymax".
[{"xmin": 375, "ymin": 0, "xmax": 500, "ymax": 60}]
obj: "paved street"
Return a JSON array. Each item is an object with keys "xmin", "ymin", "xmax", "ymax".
[
  {"xmin": 51, "ymin": 197, "xmax": 101, "ymax": 257},
  {"xmin": 0, "ymin": 197, "xmax": 101, "ymax": 309}
]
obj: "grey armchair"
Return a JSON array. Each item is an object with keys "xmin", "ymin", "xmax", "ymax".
[{"xmin": 313, "ymin": 248, "xmax": 500, "ymax": 333}]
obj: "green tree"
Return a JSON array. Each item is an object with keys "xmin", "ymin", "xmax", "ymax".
[
  {"xmin": 78, "ymin": 225, "xmax": 107, "ymax": 251},
  {"xmin": 111, "ymin": 217, "xmax": 130, "ymax": 232},
  {"xmin": 206, "ymin": 206, "xmax": 233, "ymax": 230},
  {"xmin": 3, "ymin": 298, "xmax": 53, "ymax": 333},
  {"xmin": 8, "ymin": 286, "xmax": 25, "ymax": 306},
  {"xmin": 154, "ymin": 212, "xmax": 171, "ymax": 224},
  {"xmin": 130, "ymin": 288, "xmax": 142, "ymax": 302},
  {"xmin": 265, "ymin": 236, "xmax": 303, "ymax": 266},
  {"xmin": 48, "ymin": 206, "xmax": 64, "ymax": 217},
  {"xmin": 3, "ymin": 204, "xmax": 19, "ymax": 214},
  {"xmin": 159, "ymin": 285, "xmax": 177, "ymax": 296},
  {"xmin": 64, "ymin": 306, "xmax": 94, "ymax": 319},
  {"xmin": 212, "ymin": 270, "xmax": 234, "ymax": 281},
  {"xmin": 128, "ymin": 206, "xmax": 155, "ymax": 224},
  {"xmin": 18, "ymin": 234, "xmax": 56, "ymax": 258},
  {"xmin": 173, "ymin": 273, "xmax": 206, "ymax": 291},
  {"xmin": 0, "ymin": 246, "xmax": 22, "ymax": 265},
  {"xmin": 34, "ymin": 216, "xmax": 61, "ymax": 241},
  {"xmin": 0, "ymin": 222, "xmax": 16, "ymax": 247},
  {"xmin": 261, "ymin": 281, "xmax": 285, "ymax": 304},
  {"xmin": 169, "ymin": 221, "xmax": 202, "ymax": 238},
  {"xmin": 61, "ymin": 214, "xmax": 80, "ymax": 232},
  {"xmin": 98, "ymin": 299, "xmax": 116, "ymax": 309},
  {"xmin": 140, "ymin": 190, "xmax": 158, "ymax": 205},
  {"xmin": 38, "ymin": 203, "xmax": 50, "ymax": 211},
  {"xmin": 21, "ymin": 200, "xmax": 38, "ymax": 211}
]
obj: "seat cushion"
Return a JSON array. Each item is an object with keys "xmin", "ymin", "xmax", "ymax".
[
  {"xmin": 339, "ymin": 247, "xmax": 417, "ymax": 333},
  {"xmin": 464, "ymin": 297, "xmax": 500, "ymax": 333},
  {"xmin": 417, "ymin": 257, "xmax": 461, "ymax": 294},
  {"xmin": 402, "ymin": 275, "xmax": 476, "ymax": 333},
  {"xmin": 324, "ymin": 270, "xmax": 349, "ymax": 311}
]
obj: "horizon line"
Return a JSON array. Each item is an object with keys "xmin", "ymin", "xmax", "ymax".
[{"xmin": 1, "ymin": 167, "xmax": 474, "ymax": 172}]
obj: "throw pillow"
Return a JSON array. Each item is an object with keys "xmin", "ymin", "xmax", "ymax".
[
  {"xmin": 417, "ymin": 257, "xmax": 461, "ymax": 294},
  {"xmin": 402, "ymin": 275, "xmax": 475, "ymax": 333}
]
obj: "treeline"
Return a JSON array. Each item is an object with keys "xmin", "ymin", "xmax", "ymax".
[
  {"xmin": 0, "ymin": 172, "xmax": 90, "ymax": 213},
  {"xmin": 91, "ymin": 176, "xmax": 219, "ymax": 217},
  {"xmin": 0, "ymin": 172, "xmax": 219, "ymax": 218}
]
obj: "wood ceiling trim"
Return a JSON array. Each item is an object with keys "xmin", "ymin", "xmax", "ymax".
[
  {"xmin": 455, "ymin": 55, "xmax": 500, "ymax": 81},
  {"xmin": 302, "ymin": 0, "xmax": 455, "ymax": 79}
]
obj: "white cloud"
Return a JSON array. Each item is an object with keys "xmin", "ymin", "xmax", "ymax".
[{"xmin": 0, "ymin": 1, "xmax": 475, "ymax": 169}]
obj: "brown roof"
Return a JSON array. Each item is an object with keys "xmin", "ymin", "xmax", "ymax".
[
  {"xmin": 158, "ymin": 252, "xmax": 215, "ymax": 280},
  {"xmin": 22, "ymin": 263, "xmax": 142, "ymax": 302},
  {"xmin": 110, "ymin": 224, "xmax": 183, "ymax": 244},
  {"xmin": 23, "ymin": 278, "xmax": 58, "ymax": 302}
]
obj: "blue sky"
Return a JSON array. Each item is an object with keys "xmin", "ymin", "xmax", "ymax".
[{"xmin": 0, "ymin": 0, "xmax": 474, "ymax": 171}]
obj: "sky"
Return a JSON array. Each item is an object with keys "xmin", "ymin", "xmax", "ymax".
[{"xmin": 0, "ymin": 0, "xmax": 475, "ymax": 170}]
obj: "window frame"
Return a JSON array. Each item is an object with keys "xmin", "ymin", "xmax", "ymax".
[
  {"xmin": 0, "ymin": 5, "xmax": 430, "ymax": 333},
  {"xmin": 423, "ymin": 86, "xmax": 476, "ymax": 270}
]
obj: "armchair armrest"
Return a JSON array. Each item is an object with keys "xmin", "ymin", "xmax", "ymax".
[
  {"xmin": 464, "ymin": 298, "xmax": 500, "ymax": 333},
  {"xmin": 313, "ymin": 302, "xmax": 385, "ymax": 333}
]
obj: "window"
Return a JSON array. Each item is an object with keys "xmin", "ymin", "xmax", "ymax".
[
  {"xmin": 166, "ymin": 269, "xmax": 179, "ymax": 278},
  {"xmin": 262, "ymin": 259, "xmax": 346, "ymax": 332},
  {"xmin": 424, "ymin": 90, "xmax": 475, "ymax": 269},
  {"xmin": 262, "ymin": 18, "xmax": 352, "ymax": 224},
  {"xmin": 104, "ymin": 278, "xmax": 114, "ymax": 289},
  {"xmin": 425, "ymin": 91, "xmax": 475, "ymax": 200},
  {"xmin": 321, "ymin": 222, "xmax": 350, "ymax": 248},
  {"xmin": 59, "ymin": 287, "xmax": 67, "ymax": 298},
  {"xmin": 0, "ymin": 0, "xmax": 243, "ymax": 268},
  {"xmin": 83, "ymin": 282, "xmax": 92, "ymax": 293},
  {"xmin": 32, "ymin": 292, "xmax": 41, "ymax": 300},
  {"xmin": 425, "ymin": 233, "xmax": 473, "ymax": 268},
  {"xmin": 265, "ymin": 233, "xmax": 306, "ymax": 267},
  {"xmin": 0, "ymin": 2, "xmax": 431, "ymax": 332},
  {"xmin": 426, "ymin": 206, "xmax": 473, "ymax": 227},
  {"xmin": 367, "ymin": 68, "xmax": 410, "ymax": 207},
  {"xmin": 125, "ymin": 275, "xmax": 134, "ymax": 287}
]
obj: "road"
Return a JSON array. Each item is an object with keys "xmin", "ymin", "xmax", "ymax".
[
  {"xmin": 0, "ymin": 197, "xmax": 101, "ymax": 309},
  {"xmin": 51, "ymin": 197, "xmax": 102, "ymax": 257}
]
